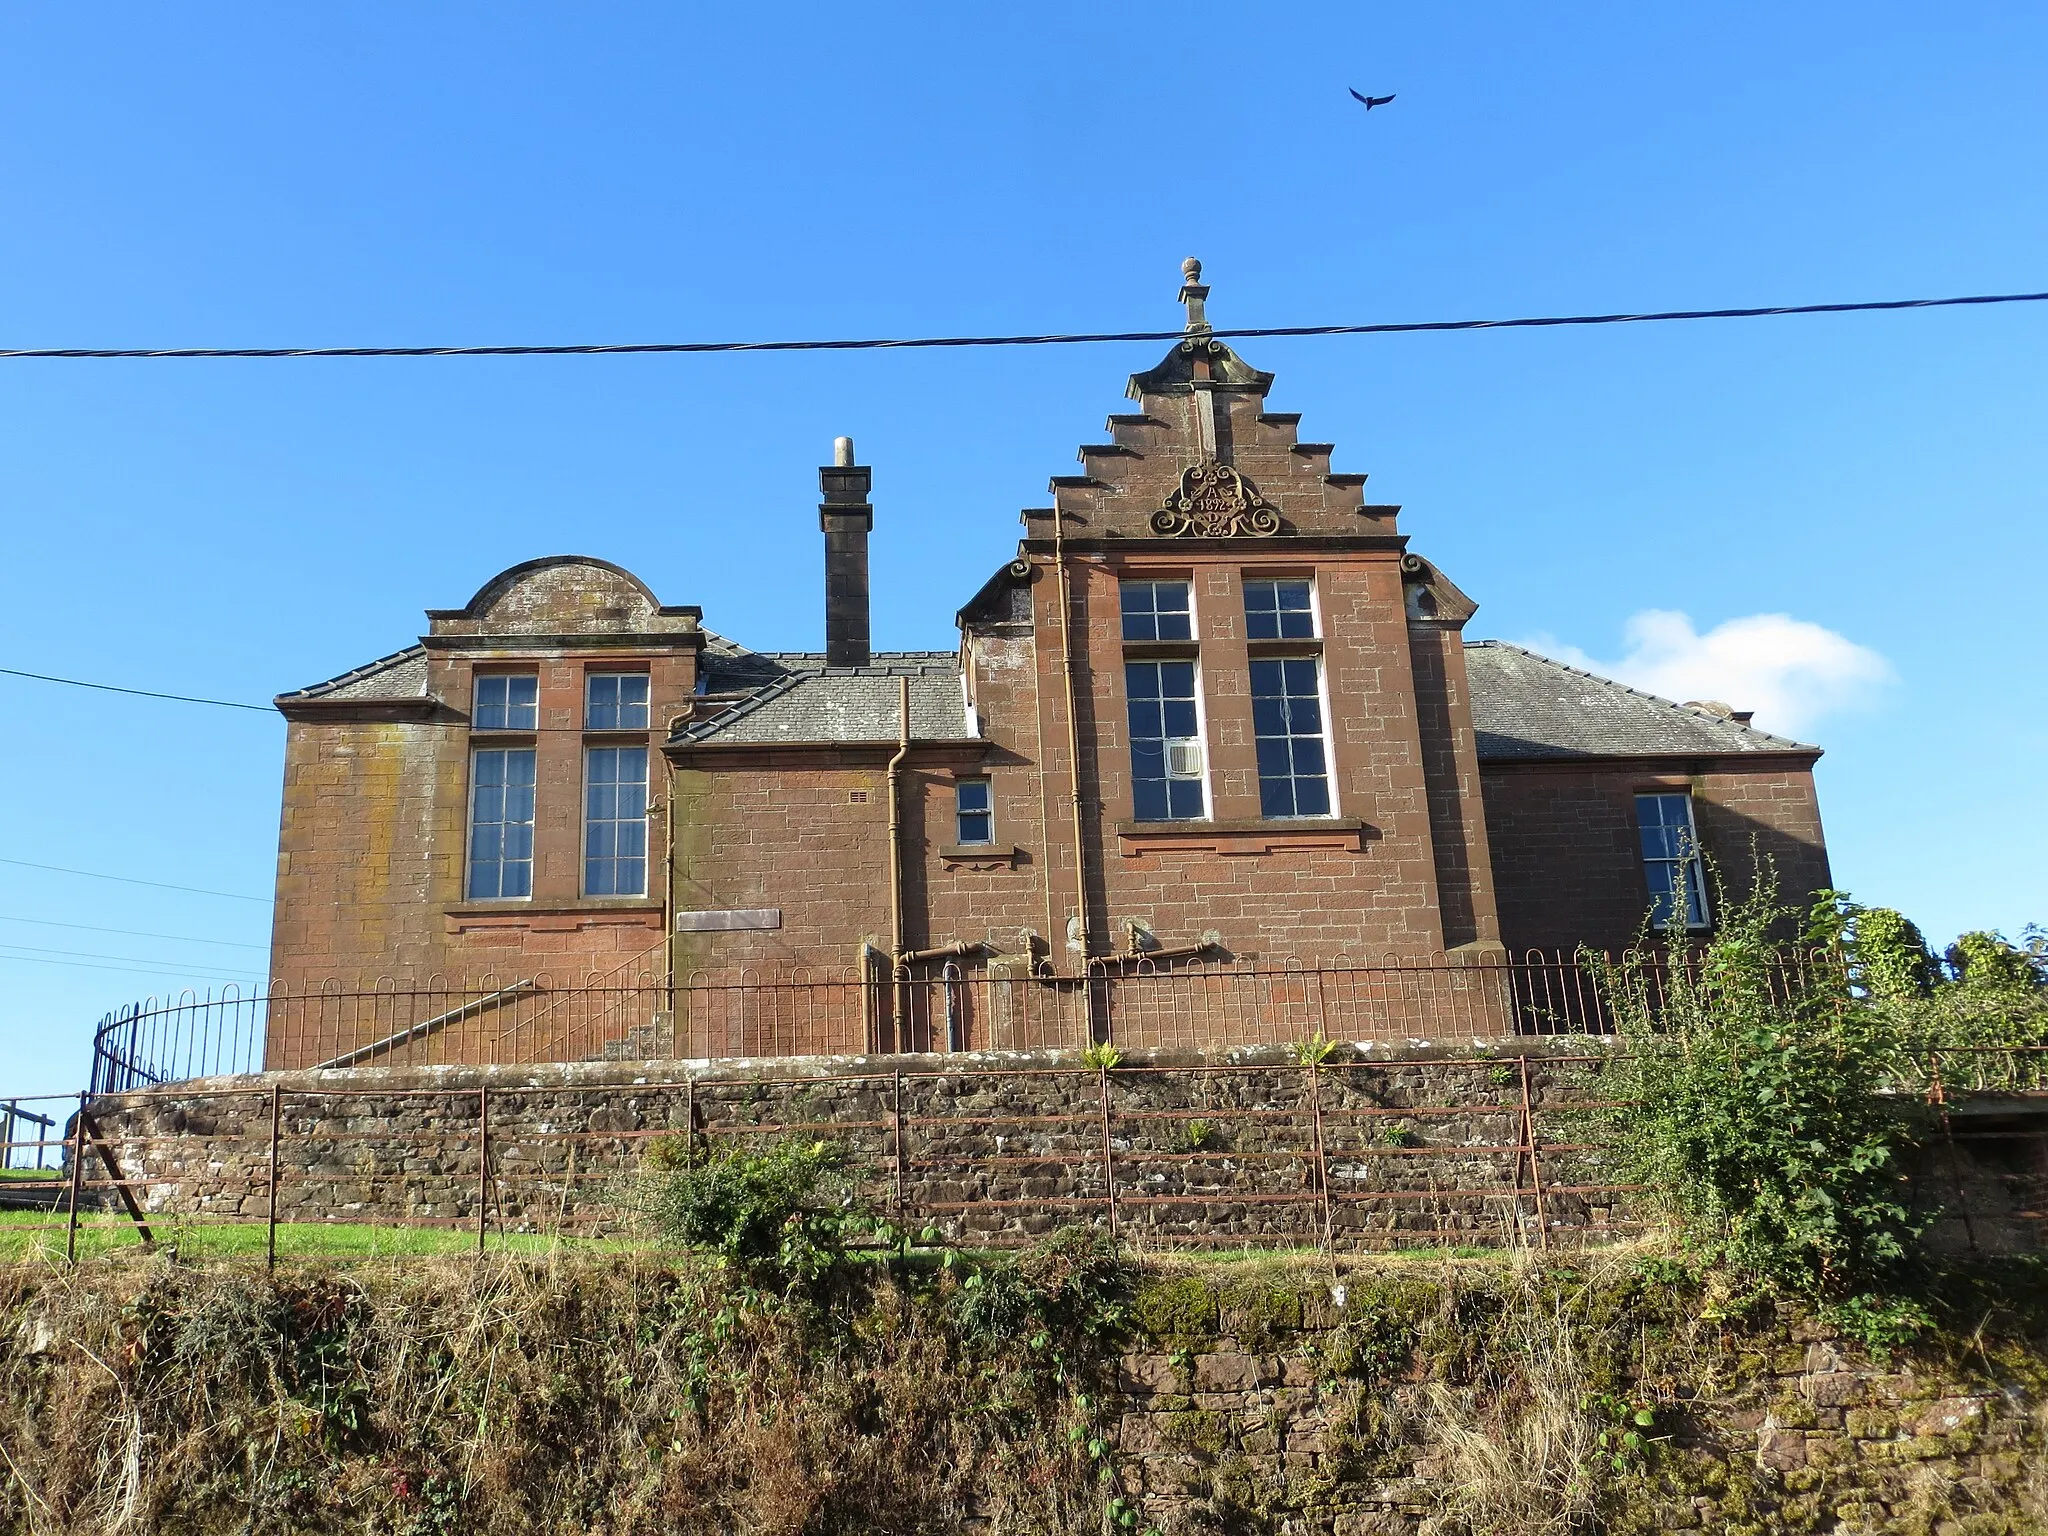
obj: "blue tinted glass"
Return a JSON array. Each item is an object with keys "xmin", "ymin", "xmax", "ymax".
[
  {"xmin": 584, "ymin": 746, "xmax": 650, "ymax": 896},
  {"xmin": 475, "ymin": 674, "xmax": 538, "ymax": 730},
  {"xmin": 1249, "ymin": 655, "xmax": 1331, "ymax": 820},
  {"xmin": 1124, "ymin": 659, "xmax": 1205, "ymax": 822},
  {"xmin": 956, "ymin": 780, "xmax": 994, "ymax": 844},
  {"xmin": 587, "ymin": 673, "xmax": 651, "ymax": 730},
  {"xmin": 1244, "ymin": 580, "xmax": 1315, "ymax": 640},
  {"xmin": 1121, "ymin": 580, "xmax": 1193, "ymax": 641},
  {"xmin": 1635, "ymin": 794, "xmax": 1708, "ymax": 927},
  {"xmin": 468, "ymin": 747, "xmax": 537, "ymax": 898}
]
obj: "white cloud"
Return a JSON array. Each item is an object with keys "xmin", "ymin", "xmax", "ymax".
[{"xmin": 1523, "ymin": 610, "xmax": 1892, "ymax": 736}]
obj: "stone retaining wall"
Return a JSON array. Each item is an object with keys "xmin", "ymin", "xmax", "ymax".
[{"xmin": 77, "ymin": 1041, "xmax": 2047, "ymax": 1253}]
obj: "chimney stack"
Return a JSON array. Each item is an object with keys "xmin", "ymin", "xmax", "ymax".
[{"xmin": 819, "ymin": 435, "xmax": 872, "ymax": 668}]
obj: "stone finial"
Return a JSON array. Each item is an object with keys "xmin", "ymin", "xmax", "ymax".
[
  {"xmin": 1179, "ymin": 256, "xmax": 1211, "ymax": 334},
  {"xmin": 833, "ymin": 435, "xmax": 855, "ymax": 467}
]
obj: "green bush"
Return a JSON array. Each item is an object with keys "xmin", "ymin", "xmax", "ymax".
[{"xmin": 639, "ymin": 1136, "xmax": 863, "ymax": 1285}]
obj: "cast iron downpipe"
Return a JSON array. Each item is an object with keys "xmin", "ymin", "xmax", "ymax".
[{"xmin": 886, "ymin": 675, "xmax": 911, "ymax": 1046}]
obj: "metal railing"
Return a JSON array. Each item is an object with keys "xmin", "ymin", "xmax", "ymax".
[{"xmin": 88, "ymin": 950, "xmax": 1835, "ymax": 1095}]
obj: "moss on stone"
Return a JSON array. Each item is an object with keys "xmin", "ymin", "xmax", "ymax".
[{"xmin": 1133, "ymin": 1273, "xmax": 1221, "ymax": 1340}]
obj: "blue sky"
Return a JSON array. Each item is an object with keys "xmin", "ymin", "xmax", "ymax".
[{"xmin": 2, "ymin": 4, "xmax": 2043, "ymax": 1096}]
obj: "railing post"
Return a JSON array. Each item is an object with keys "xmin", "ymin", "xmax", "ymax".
[
  {"xmin": 892, "ymin": 1068, "xmax": 907, "ymax": 1223},
  {"xmin": 1097, "ymin": 1066, "xmax": 1117, "ymax": 1245},
  {"xmin": 477, "ymin": 1086, "xmax": 490, "ymax": 1256},
  {"xmin": 266, "ymin": 1085, "xmax": 282, "ymax": 1269},
  {"xmin": 66, "ymin": 1092, "xmax": 86, "ymax": 1264},
  {"xmin": 1516, "ymin": 1056, "xmax": 1550, "ymax": 1250},
  {"xmin": 1928, "ymin": 1051, "xmax": 1977, "ymax": 1252},
  {"xmin": 1307, "ymin": 1062, "xmax": 1334, "ymax": 1252}
]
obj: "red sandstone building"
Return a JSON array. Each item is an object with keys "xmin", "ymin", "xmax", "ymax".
[{"xmin": 267, "ymin": 265, "xmax": 1830, "ymax": 1065}]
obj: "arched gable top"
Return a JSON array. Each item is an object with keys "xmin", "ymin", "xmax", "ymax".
[{"xmin": 426, "ymin": 556, "xmax": 701, "ymax": 639}]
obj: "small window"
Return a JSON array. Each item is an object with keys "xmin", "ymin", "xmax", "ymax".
[
  {"xmin": 585, "ymin": 746, "xmax": 650, "ymax": 897},
  {"xmin": 473, "ymin": 673, "xmax": 538, "ymax": 731},
  {"xmin": 1250, "ymin": 658, "xmax": 1332, "ymax": 817},
  {"xmin": 1126, "ymin": 659, "xmax": 1206, "ymax": 821},
  {"xmin": 586, "ymin": 672, "xmax": 651, "ymax": 730},
  {"xmin": 467, "ymin": 748, "xmax": 536, "ymax": 899},
  {"xmin": 1636, "ymin": 792, "xmax": 1710, "ymax": 929},
  {"xmin": 1120, "ymin": 580, "xmax": 1194, "ymax": 642},
  {"xmin": 955, "ymin": 779, "xmax": 994, "ymax": 846},
  {"xmin": 1243, "ymin": 579, "xmax": 1316, "ymax": 640}
]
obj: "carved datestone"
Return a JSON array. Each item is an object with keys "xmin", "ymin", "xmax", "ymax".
[{"xmin": 1151, "ymin": 462, "xmax": 1283, "ymax": 538}]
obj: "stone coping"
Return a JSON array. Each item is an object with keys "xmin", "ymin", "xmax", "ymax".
[{"xmin": 94, "ymin": 1036, "xmax": 1619, "ymax": 1099}]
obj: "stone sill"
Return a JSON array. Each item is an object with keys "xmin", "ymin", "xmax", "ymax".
[
  {"xmin": 445, "ymin": 901, "xmax": 663, "ymax": 934},
  {"xmin": 1114, "ymin": 817, "xmax": 1369, "ymax": 858},
  {"xmin": 937, "ymin": 844, "xmax": 1023, "ymax": 870}
]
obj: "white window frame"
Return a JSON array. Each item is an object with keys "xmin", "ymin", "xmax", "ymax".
[
  {"xmin": 582, "ymin": 744, "xmax": 650, "ymax": 898},
  {"xmin": 472, "ymin": 671, "xmax": 539, "ymax": 731},
  {"xmin": 1119, "ymin": 578, "xmax": 1197, "ymax": 643},
  {"xmin": 584, "ymin": 671, "xmax": 652, "ymax": 731},
  {"xmin": 1635, "ymin": 791, "xmax": 1711, "ymax": 931},
  {"xmin": 1124, "ymin": 656, "xmax": 1210, "ymax": 822},
  {"xmin": 954, "ymin": 778, "xmax": 995, "ymax": 846},
  {"xmin": 466, "ymin": 746, "xmax": 537, "ymax": 900}
]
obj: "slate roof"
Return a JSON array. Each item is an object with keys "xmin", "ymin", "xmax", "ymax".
[
  {"xmin": 679, "ymin": 649, "xmax": 971, "ymax": 745},
  {"xmin": 1463, "ymin": 641, "xmax": 1814, "ymax": 762},
  {"xmin": 277, "ymin": 646, "xmax": 431, "ymax": 704},
  {"xmin": 275, "ymin": 633, "xmax": 1811, "ymax": 763}
]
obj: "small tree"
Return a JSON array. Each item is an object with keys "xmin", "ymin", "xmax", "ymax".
[{"xmin": 1594, "ymin": 880, "xmax": 1924, "ymax": 1314}]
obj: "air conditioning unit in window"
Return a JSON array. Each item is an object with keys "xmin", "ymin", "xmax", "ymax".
[{"xmin": 1165, "ymin": 738, "xmax": 1203, "ymax": 779}]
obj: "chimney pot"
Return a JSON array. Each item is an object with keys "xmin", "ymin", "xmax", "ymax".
[{"xmin": 834, "ymin": 435, "xmax": 855, "ymax": 467}]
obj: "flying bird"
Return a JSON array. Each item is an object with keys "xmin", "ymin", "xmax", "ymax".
[{"xmin": 1349, "ymin": 88, "xmax": 1396, "ymax": 109}]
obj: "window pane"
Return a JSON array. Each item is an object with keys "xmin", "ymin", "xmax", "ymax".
[
  {"xmin": 468, "ymin": 747, "xmax": 537, "ymax": 899},
  {"xmin": 1120, "ymin": 580, "xmax": 1192, "ymax": 642},
  {"xmin": 1249, "ymin": 655, "xmax": 1332, "ymax": 821},
  {"xmin": 955, "ymin": 779, "xmax": 994, "ymax": 845},
  {"xmin": 1125, "ymin": 660, "xmax": 1205, "ymax": 821},
  {"xmin": 1635, "ymin": 793, "xmax": 1709, "ymax": 928},
  {"xmin": 587, "ymin": 672, "xmax": 650, "ymax": 730},
  {"xmin": 1244, "ymin": 580, "xmax": 1316, "ymax": 640},
  {"xmin": 584, "ymin": 746, "xmax": 650, "ymax": 896},
  {"xmin": 474, "ymin": 674, "xmax": 538, "ymax": 730}
]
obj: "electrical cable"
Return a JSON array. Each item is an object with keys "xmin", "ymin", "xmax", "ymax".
[
  {"xmin": 0, "ymin": 666, "xmax": 271, "ymax": 713},
  {"xmin": 0, "ymin": 939, "xmax": 266, "ymax": 974},
  {"xmin": 0, "ymin": 914, "xmax": 268, "ymax": 950},
  {"xmin": 0, "ymin": 951, "xmax": 265, "ymax": 983},
  {"xmin": 0, "ymin": 858, "xmax": 268, "ymax": 903},
  {"xmin": 1, "ymin": 289, "xmax": 2043, "ymax": 360}
]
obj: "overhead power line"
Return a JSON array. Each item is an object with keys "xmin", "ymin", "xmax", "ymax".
[
  {"xmin": 0, "ymin": 666, "xmax": 272, "ymax": 713},
  {"xmin": 2, "ymin": 288, "xmax": 2044, "ymax": 360},
  {"xmin": 0, "ymin": 857, "xmax": 268, "ymax": 903},
  {"xmin": 0, "ymin": 913, "xmax": 268, "ymax": 950},
  {"xmin": 0, "ymin": 950, "xmax": 264, "ymax": 983},
  {"xmin": 0, "ymin": 939, "xmax": 265, "ymax": 974}
]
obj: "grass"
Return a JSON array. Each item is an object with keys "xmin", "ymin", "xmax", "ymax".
[
  {"xmin": 0, "ymin": 1167, "xmax": 62, "ymax": 1182},
  {"xmin": 0, "ymin": 1209, "xmax": 610, "ymax": 1263}
]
